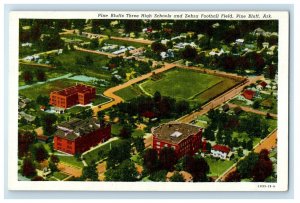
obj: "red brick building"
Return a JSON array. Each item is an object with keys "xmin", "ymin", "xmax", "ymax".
[
  {"xmin": 53, "ymin": 118, "xmax": 111, "ymax": 155},
  {"xmin": 49, "ymin": 84, "xmax": 96, "ymax": 109},
  {"xmin": 152, "ymin": 122, "xmax": 203, "ymax": 158}
]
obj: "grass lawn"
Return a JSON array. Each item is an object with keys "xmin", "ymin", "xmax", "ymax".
[
  {"xmin": 111, "ymin": 124, "xmax": 123, "ymax": 136},
  {"xmin": 54, "ymin": 50, "xmax": 111, "ymax": 79},
  {"xmin": 114, "ymin": 84, "xmax": 145, "ymax": 101},
  {"xmin": 140, "ymin": 68, "xmax": 239, "ymax": 105},
  {"xmin": 92, "ymin": 95, "xmax": 111, "ymax": 105},
  {"xmin": 194, "ymin": 120, "xmax": 208, "ymax": 128},
  {"xmin": 57, "ymin": 155, "xmax": 84, "ymax": 168},
  {"xmin": 19, "ymin": 79, "xmax": 80, "ymax": 100},
  {"xmin": 61, "ymin": 34, "xmax": 91, "ymax": 43},
  {"xmin": 104, "ymin": 39, "xmax": 146, "ymax": 49},
  {"xmin": 132, "ymin": 129, "xmax": 144, "ymax": 139},
  {"xmin": 266, "ymin": 118, "xmax": 277, "ymax": 132},
  {"xmin": 52, "ymin": 172, "xmax": 69, "ymax": 180},
  {"xmin": 82, "ymin": 138, "xmax": 121, "ymax": 165},
  {"xmin": 205, "ymin": 156, "xmax": 234, "ymax": 177},
  {"xmin": 66, "ymin": 106, "xmax": 90, "ymax": 114}
]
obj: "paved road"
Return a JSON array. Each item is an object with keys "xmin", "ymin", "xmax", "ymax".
[
  {"xmin": 216, "ymin": 129, "xmax": 277, "ymax": 182},
  {"xmin": 227, "ymin": 103, "xmax": 278, "ymax": 119}
]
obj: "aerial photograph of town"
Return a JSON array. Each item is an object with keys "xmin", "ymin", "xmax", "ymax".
[{"xmin": 18, "ymin": 18, "xmax": 278, "ymax": 183}]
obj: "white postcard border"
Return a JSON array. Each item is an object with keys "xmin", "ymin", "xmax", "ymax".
[{"xmin": 8, "ymin": 11, "xmax": 289, "ymax": 191}]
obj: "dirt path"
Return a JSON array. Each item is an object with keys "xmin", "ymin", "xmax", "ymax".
[
  {"xmin": 216, "ymin": 129, "xmax": 277, "ymax": 182},
  {"xmin": 19, "ymin": 62, "xmax": 55, "ymax": 69},
  {"xmin": 227, "ymin": 103, "xmax": 277, "ymax": 119},
  {"xmin": 57, "ymin": 162, "xmax": 82, "ymax": 178},
  {"xmin": 74, "ymin": 46, "xmax": 116, "ymax": 58}
]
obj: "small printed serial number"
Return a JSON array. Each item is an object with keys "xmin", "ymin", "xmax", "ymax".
[{"xmin": 258, "ymin": 184, "xmax": 276, "ymax": 188}]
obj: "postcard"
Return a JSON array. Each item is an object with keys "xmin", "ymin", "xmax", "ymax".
[{"xmin": 8, "ymin": 11, "xmax": 289, "ymax": 191}]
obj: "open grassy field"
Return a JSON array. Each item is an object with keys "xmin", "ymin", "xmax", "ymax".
[
  {"xmin": 54, "ymin": 50, "xmax": 111, "ymax": 79},
  {"xmin": 104, "ymin": 39, "xmax": 146, "ymax": 49},
  {"xmin": 114, "ymin": 84, "xmax": 145, "ymax": 101},
  {"xmin": 92, "ymin": 95, "xmax": 111, "ymax": 105},
  {"xmin": 19, "ymin": 79, "xmax": 80, "ymax": 100},
  {"xmin": 82, "ymin": 138, "xmax": 121, "ymax": 165},
  {"xmin": 205, "ymin": 156, "xmax": 234, "ymax": 177},
  {"xmin": 139, "ymin": 68, "xmax": 239, "ymax": 105},
  {"xmin": 52, "ymin": 172, "xmax": 69, "ymax": 180},
  {"xmin": 57, "ymin": 155, "xmax": 84, "ymax": 168}
]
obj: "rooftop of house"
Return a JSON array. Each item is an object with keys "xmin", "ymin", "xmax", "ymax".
[
  {"xmin": 51, "ymin": 84, "xmax": 95, "ymax": 97},
  {"xmin": 152, "ymin": 122, "xmax": 202, "ymax": 144},
  {"xmin": 212, "ymin": 145, "xmax": 231, "ymax": 154},
  {"xmin": 54, "ymin": 118, "xmax": 102, "ymax": 141}
]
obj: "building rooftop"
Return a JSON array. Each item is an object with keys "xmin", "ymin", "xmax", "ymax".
[
  {"xmin": 54, "ymin": 118, "xmax": 101, "ymax": 140},
  {"xmin": 51, "ymin": 84, "xmax": 95, "ymax": 97},
  {"xmin": 152, "ymin": 122, "xmax": 202, "ymax": 144},
  {"xmin": 212, "ymin": 145, "xmax": 231, "ymax": 154}
]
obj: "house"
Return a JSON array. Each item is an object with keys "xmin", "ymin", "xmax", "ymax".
[
  {"xmin": 242, "ymin": 89, "xmax": 256, "ymax": 100},
  {"xmin": 211, "ymin": 144, "xmax": 231, "ymax": 159},
  {"xmin": 235, "ymin": 39, "xmax": 244, "ymax": 45},
  {"xmin": 49, "ymin": 84, "xmax": 96, "ymax": 109},
  {"xmin": 152, "ymin": 122, "xmax": 203, "ymax": 158},
  {"xmin": 53, "ymin": 118, "xmax": 111, "ymax": 155},
  {"xmin": 160, "ymin": 49, "xmax": 174, "ymax": 60}
]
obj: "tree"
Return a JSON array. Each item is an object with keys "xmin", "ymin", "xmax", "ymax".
[
  {"xmin": 72, "ymin": 19, "xmax": 86, "ymax": 34},
  {"xmin": 32, "ymin": 144, "xmax": 49, "ymax": 162},
  {"xmin": 40, "ymin": 113, "xmax": 57, "ymax": 136},
  {"xmin": 225, "ymin": 171, "xmax": 241, "ymax": 182},
  {"xmin": 237, "ymin": 148, "xmax": 244, "ymax": 157},
  {"xmin": 153, "ymin": 91, "xmax": 162, "ymax": 103},
  {"xmin": 237, "ymin": 152, "xmax": 259, "ymax": 178},
  {"xmin": 82, "ymin": 162, "xmax": 98, "ymax": 181},
  {"xmin": 203, "ymin": 126, "xmax": 215, "ymax": 141},
  {"xmin": 252, "ymin": 149, "xmax": 273, "ymax": 182},
  {"xmin": 143, "ymin": 148, "xmax": 159, "ymax": 173},
  {"xmin": 175, "ymin": 100, "xmax": 190, "ymax": 115},
  {"xmin": 36, "ymin": 95, "xmax": 50, "ymax": 107},
  {"xmin": 97, "ymin": 111, "xmax": 105, "ymax": 124},
  {"xmin": 31, "ymin": 176, "xmax": 45, "ymax": 181},
  {"xmin": 133, "ymin": 137, "xmax": 145, "ymax": 153},
  {"xmin": 159, "ymin": 147, "xmax": 177, "ymax": 171},
  {"xmin": 50, "ymin": 155, "xmax": 59, "ymax": 163},
  {"xmin": 118, "ymin": 125, "xmax": 133, "ymax": 139},
  {"xmin": 89, "ymin": 38, "xmax": 99, "ymax": 49},
  {"xmin": 35, "ymin": 69, "xmax": 47, "ymax": 81},
  {"xmin": 182, "ymin": 155, "xmax": 209, "ymax": 182},
  {"xmin": 151, "ymin": 41, "xmax": 167, "ymax": 53},
  {"xmin": 252, "ymin": 100, "xmax": 260, "ymax": 109},
  {"xmin": 21, "ymin": 157, "xmax": 36, "ymax": 178},
  {"xmin": 107, "ymin": 140, "xmax": 131, "ymax": 168},
  {"xmin": 246, "ymin": 140, "xmax": 253, "ymax": 151},
  {"xmin": 18, "ymin": 130, "xmax": 36, "ymax": 158},
  {"xmin": 49, "ymin": 161, "xmax": 58, "ymax": 172},
  {"xmin": 181, "ymin": 45, "xmax": 197, "ymax": 61},
  {"xmin": 105, "ymin": 160, "xmax": 138, "ymax": 181},
  {"xmin": 206, "ymin": 142, "xmax": 212, "ymax": 153},
  {"xmin": 23, "ymin": 70, "xmax": 34, "ymax": 84},
  {"xmin": 170, "ymin": 172, "xmax": 185, "ymax": 182},
  {"xmin": 149, "ymin": 170, "xmax": 167, "ymax": 182}
]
